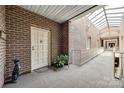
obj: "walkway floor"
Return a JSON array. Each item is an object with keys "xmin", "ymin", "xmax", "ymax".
[{"xmin": 4, "ymin": 51, "xmax": 124, "ymax": 88}]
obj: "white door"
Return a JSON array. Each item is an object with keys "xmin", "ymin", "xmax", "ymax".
[
  {"xmin": 38, "ymin": 30, "xmax": 49, "ymax": 68},
  {"xmin": 31, "ymin": 27, "xmax": 49, "ymax": 70},
  {"xmin": 31, "ymin": 27, "xmax": 38, "ymax": 70}
]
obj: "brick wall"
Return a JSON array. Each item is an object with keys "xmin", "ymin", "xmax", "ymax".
[
  {"xmin": 0, "ymin": 6, "xmax": 6, "ymax": 87},
  {"xmin": 69, "ymin": 16, "xmax": 102, "ymax": 65},
  {"xmin": 5, "ymin": 5, "xmax": 63, "ymax": 80},
  {"xmin": 61, "ymin": 21, "xmax": 69, "ymax": 54}
]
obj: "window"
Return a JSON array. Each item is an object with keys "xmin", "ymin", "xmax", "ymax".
[{"xmin": 87, "ymin": 37, "xmax": 91, "ymax": 49}]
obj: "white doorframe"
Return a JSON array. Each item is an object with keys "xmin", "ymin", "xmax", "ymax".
[{"xmin": 31, "ymin": 26, "xmax": 51, "ymax": 71}]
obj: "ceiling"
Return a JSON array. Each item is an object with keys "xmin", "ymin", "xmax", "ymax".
[
  {"xmin": 19, "ymin": 5, "xmax": 95, "ymax": 23},
  {"xmin": 87, "ymin": 5, "xmax": 124, "ymax": 30}
]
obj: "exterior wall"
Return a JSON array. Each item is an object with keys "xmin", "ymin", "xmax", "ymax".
[
  {"xmin": 69, "ymin": 16, "xmax": 103, "ymax": 65},
  {"xmin": 5, "ymin": 5, "xmax": 63, "ymax": 80},
  {"xmin": 61, "ymin": 21, "xmax": 69, "ymax": 54},
  {"xmin": 99, "ymin": 27, "xmax": 120, "ymax": 39},
  {"xmin": 0, "ymin": 6, "xmax": 6, "ymax": 87}
]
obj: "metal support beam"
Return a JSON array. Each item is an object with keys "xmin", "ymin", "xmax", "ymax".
[
  {"xmin": 70, "ymin": 5, "xmax": 105, "ymax": 22},
  {"xmin": 103, "ymin": 7, "xmax": 110, "ymax": 29},
  {"xmin": 69, "ymin": 5, "xmax": 97, "ymax": 20}
]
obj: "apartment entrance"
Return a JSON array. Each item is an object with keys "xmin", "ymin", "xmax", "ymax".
[{"xmin": 31, "ymin": 27, "xmax": 50, "ymax": 70}]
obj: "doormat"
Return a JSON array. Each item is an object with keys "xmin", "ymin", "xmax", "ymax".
[{"xmin": 34, "ymin": 67, "xmax": 49, "ymax": 73}]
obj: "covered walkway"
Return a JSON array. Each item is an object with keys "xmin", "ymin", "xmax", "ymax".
[{"xmin": 4, "ymin": 51, "xmax": 124, "ymax": 88}]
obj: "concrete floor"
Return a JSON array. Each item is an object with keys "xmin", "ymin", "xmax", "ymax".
[{"xmin": 4, "ymin": 51, "xmax": 124, "ymax": 88}]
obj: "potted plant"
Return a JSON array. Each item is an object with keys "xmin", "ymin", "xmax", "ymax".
[
  {"xmin": 64, "ymin": 54, "xmax": 69, "ymax": 65},
  {"xmin": 53, "ymin": 54, "xmax": 69, "ymax": 69}
]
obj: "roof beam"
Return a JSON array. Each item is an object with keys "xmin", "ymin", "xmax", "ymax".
[
  {"xmin": 70, "ymin": 5, "xmax": 105, "ymax": 22},
  {"xmin": 103, "ymin": 7, "xmax": 110, "ymax": 29},
  {"xmin": 69, "ymin": 5, "xmax": 97, "ymax": 20}
]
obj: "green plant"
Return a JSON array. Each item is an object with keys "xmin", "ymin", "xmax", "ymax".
[
  {"xmin": 53, "ymin": 54, "xmax": 69, "ymax": 68},
  {"xmin": 64, "ymin": 54, "xmax": 69, "ymax": 65}
]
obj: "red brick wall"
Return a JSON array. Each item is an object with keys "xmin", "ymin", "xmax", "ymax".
[
  {"xmin": 5, "ymin": 5, "xmax": 63, "ymax": 80},
  {"xmin": 61, "ymin": 21, "xmax": 69, "ymax": 54},
  {"xmin": 0, "ymin": 6, "xmax": 6, "ymax": 87}
]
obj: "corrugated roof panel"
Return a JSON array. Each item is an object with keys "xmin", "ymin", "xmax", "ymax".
[{"xmin": 19, "ymin": 5, "xmax": 94, "ymax": 23}]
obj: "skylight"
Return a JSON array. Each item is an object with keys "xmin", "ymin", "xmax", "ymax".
[
  {"xmin": 105, "ymin": 5, "xmax": 124, "ymax": 9},
  {"xmin": 106, "ymin": 9, "xmax": 124, "ymax": 14},
  {"xmin": 88, "ymin": 8, "xmax": 103, "ymax": 20},
  {"xmin": 87, "ymin": 5, "xmax": 124, "ymax": 30},
  {"xmin": 107, "ymin": 14, "xmax": 123, "ymax": 17}
]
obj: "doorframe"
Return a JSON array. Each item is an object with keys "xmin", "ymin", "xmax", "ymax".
[{"xmin": 31, "ymin": 26, "xmax": 52, "ymax": 71}]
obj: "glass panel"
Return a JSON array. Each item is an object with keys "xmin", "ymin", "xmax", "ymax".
[
  {"xmin": 93, "ymin": 17, "xmax": 105, "ymax": 24},
  {"xmin": 87, "ymin": 5, "xmax": 124, "ymax": 29},
  {"xmin": 106, "ymin": 9, "xmax": 124, "ymax": 13},
  {"xmin": 96, "ymin": 21, "xmax": 106, "ymax": 27},
  {"xmin": 109, "ymin": 23, "xmax": 120, "ymax": 24},
  {"xmin": 109, "ymin": 23, "xmax": 120, "ymax": 26},
  {"xmin": 88, "ymin": 8, "xmax": 103, "ymax": 20},
  {"xmin": 97, "ymin": 22, "xmax": 106, "ymax": 27},
  {"xmin": 109, "ymin": 22, "xmax": 120, "ymax": 25},
  {"xmin": 108, "ymin": 19, "xmax": 122, "ymax": 21},
  {"xmin": 106, "ymin": 8, "xmax": 124, "ymax": 13},
  {"xmin": 109, "ymin": 24, "xmax": 120, "ymax": 26},
  {"xmin": 107, "ymin": 17, "xmax": 122, "ymax": 19},
  {"xmin": 108, "ymin": 20, "xmax": 121, "ymax": 22},
  {"xmin": 90, "ymin": 12, "xmax": 104, "ymax": 22},
  {"xmin": 105, "ymin": 5, "xmax": 124, "ymax": 9},
  {"xmin": 109, "ymin": 23, "xmax": 121, "ymax": 25},
  {"xmin": 107, "ymin": 14, "xmax": 123, "ymax": 17},
  {"xmin": 92, "ymin": 15, "xmax": 105, "ymax": 23},
  {"xmin": 107, "ymin": 16, "xmax": 122, "ymax": 19},
  {"xmin": 95, "ymin": 20, "xmax": 106, "ymax": 26},
  {"xmin": 110, "ymin": 25, "xmax": 119, "ymax": 26}
]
